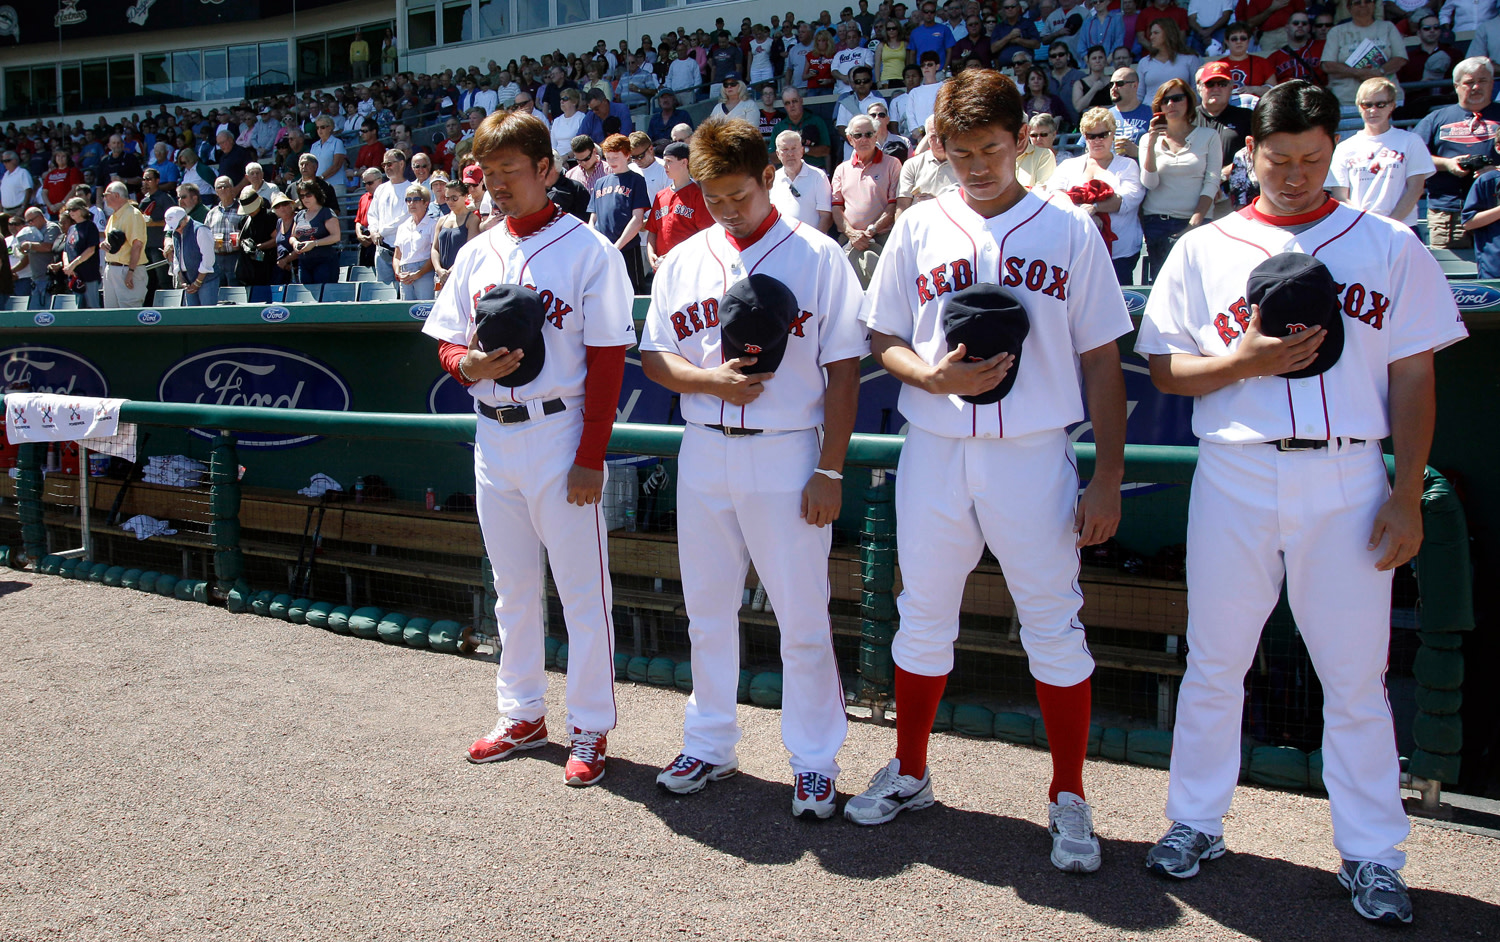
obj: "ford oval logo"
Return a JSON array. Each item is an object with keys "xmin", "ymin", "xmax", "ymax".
[
  {"xmin": 137, "ymin": 309, "xmax": 162, "ymax": 325},
  {"xmin": 0, "ymin": 345, "xmax": 109, "ymax": 397},
  {"xmin": 260, "ymin": 305, "xmax": 292, "ymax": 323},
  {"xmin": 1122, "ymin": 290, "xmax": 1148, "ymax": 315},
  {"xmin": 409, "ymin": 303, "xmax": 433, "ymax": 320},
  {"xmin": 158, "ymin": 345, "xmax": 351, "ymax": 448},
  {"xmin": 33, "ymin": 312, "xmax": 55, "ymax": 327},
  {"xmin": 1450, "ymin": 283, "xmax": 1500, "ymax": 312}
]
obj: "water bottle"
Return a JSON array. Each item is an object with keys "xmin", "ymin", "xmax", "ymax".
[
  {"xmin": 354, "ymin": 478, "xmax": 365, "ymax": 504},
  {"xmin": 425, "ymin": 487, "xmax": 437, "ymax": 511}
]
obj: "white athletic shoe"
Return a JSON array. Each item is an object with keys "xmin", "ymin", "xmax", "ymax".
[
  {"xmin": 843, "ymin": 759, "xmax": 935, "ymax": 825},
  {"xmin": 791, "ymin": 772, "xmax": 836, "ymax": 820},
  {"xmin": 1048, "ymin": 792, "xmax": 1102, "ymax": 873},
  {"xmin": 655, "ymin": 753, "xmax": 740, "ymax": 795}
]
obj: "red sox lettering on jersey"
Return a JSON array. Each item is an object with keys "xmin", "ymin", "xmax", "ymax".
[
  {"xmin": 912, "ymin": 256, "xmax": 1071, "ymax": 304},
  {"xmin": 469, "ymin": 282, "xmax": 575, "ymax": 329},
  {"xmin": 668, "ymin": 297, "xmax": 814, "ymax": 342},
  {"xmin": 1213, "ymin": 282, "xmax": 1389, "ymax": 343}
]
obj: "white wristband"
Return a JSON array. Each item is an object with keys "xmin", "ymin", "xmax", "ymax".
[{"xmin": 813, "ymin": 468, "xmax": 843, "ymax": 481}]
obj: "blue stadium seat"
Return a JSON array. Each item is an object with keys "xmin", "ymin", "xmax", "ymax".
[
  {"xmin": 283, "ymin": 283, "xmax": 318, "ymax": 303},
  {"xmin": 3, "ymin": 296, "xmax": 27, "ymax": 311},
  {"xmin": 217, "ymin": 286, "xmax": 248, "ymax": 305},
  {"xmin": 347, "ymin": 266, "xmax": 376, "ymax": 282},
  {"xmin": 154, "ymin": 290, "xmax": 183, "ymax": 308},
  {"xmin": 269, "ymin": 284, "xmax": 287, "ymax": 302},
  {"xmin": 247, "ymin": 285, "xmax": 273, "ymax": 303},
  {"xmin": 49, "ymin": 294, "xmax": 78, "ymax": 310},
  {"xmin": 357, "ymin": 282, "xmax": 398, "ymax": 301},
  {"xmin": 320, "ymin": 282, "xmax": 356, "ymax": 303}
]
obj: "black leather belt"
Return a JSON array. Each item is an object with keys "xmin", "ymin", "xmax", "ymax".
[
  {"xmin": 1273, "ymin": 437, "xmax": 1365, "ymax": 452},
  {"xmin": 705, "ymin": 424, "xmax": 762, "ymax": 437},
  {"xmin": 477, "ymin": 399, "xmax": 565, "ymax": 425}
]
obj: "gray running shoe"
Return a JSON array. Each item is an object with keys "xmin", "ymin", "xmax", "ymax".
[
  {"xmin": 1338, "ymin": 860, "xmax": 1413, "ymax": 925},
  {"xmin": 843, "ymin": 759, "xmax": 934, "ymax": 825},
  {"xmin": 1048, "ymin": 792, "xmax": 1102, "ymax": 873},
  {"xmin": 1144, "ymin": 822, "xmax": 1227, "ymax": 878}
]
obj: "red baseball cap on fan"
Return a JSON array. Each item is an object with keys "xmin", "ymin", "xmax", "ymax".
[
  {"xmin": 462, "ymin": 165, "xmax": 484, "ymax": 186},
  {"xmin": 1199, "ymin": 61, "xmax": 1234, "ymax": 83}
]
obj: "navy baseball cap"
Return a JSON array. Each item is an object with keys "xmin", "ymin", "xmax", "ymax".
[
  {"xmin": 1247, "ymin": 252, "xmax": 1343, "ymax": 379},
  {"xmin": 663, "ymin": 141, "xmax": 691, "ymax": 161},
  {"xmin": 473, "ymin": 284, "xmax": 547, "ymax": 387},
  {"xmin": 719, "ymin": 274, "xmax": 798, "ymax": 374},
  {"xmin": 942, "ymin": 284, "xmax": 1030, "ymax": 404},
  {"xmin": 722, "ymin": 71, "xmax": 744, "ymax": 83}
]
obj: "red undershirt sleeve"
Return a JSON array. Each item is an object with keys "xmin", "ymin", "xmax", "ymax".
[
  {"xmin": 438, "ymin": 341, "xmax": 472, "ymax": 385},
  {"xmin": 576, "ymin": 344, "xmax": 627, "ymax": 471}
]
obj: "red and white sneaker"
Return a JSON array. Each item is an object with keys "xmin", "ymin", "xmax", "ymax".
[
  {"xmin": 467, "ymin": 716, "xmax": 548, "ymax": 764},
  {"xmin": 565, "ymin": 728, "xmax": 608, "ymax": 787}
]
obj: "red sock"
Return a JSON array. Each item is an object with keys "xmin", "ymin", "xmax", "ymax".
[
  {"xmin": 1036, "ymin": 677, "xmax": 1091, "ymax": 803},
  {"xmin": 895, "ymin": 665, "xmax": 948, "ymax": 779}
]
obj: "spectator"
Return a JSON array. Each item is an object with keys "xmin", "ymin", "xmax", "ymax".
[
  {"xmin": 1438, "ymin": 0, "xmax": 1488, "ymax": 34},
  {"xmin": 1469, "ymin": 14, "xmax": 1500, "ymax": 69},
  {"xmin": 162, "ymin": 205, "xmax": 217, "ymax": 306},
  {"xmin": 309, "ymin": 116, "xmax": 349, "ymax": 205},
  {"xmin": 177, "ymin": 147, "xmax": 217, "ymax": 197},
  {"xmin": 895, "ymin": 116, "xmax": 960, "ymax": 216},
  {"xmin": 649, "ymin": 89, "xmax": 694, "ymax": 141},
  {"xmin": 244, "ymin": 163, "xmax": 283, "ymax": 204},
  {"xmin": 805, "ymin": 29, "xmax": 837, "ymax": 95},
  {"xmin": 356, "ymin": 120, "xmax": 386, "ymax": 177},
  {"xmin": 551, "ymin": 90, "xmax": 588, "ymax": 160},
  {"xmin": 1235, "ymin": 0, "xmax": 1304, "ymax": 56},
  {"xmin": 1139, "ymin": 77, "xmax": 1221, "ymax": 282},
  {"xmin": 382, "ymin": 28, "xmax": 398, "ymax": 74},
  {"xmin": 1398, "ymin": 15, "xmax": 1457, "ymax": 84},
  {"xmin": 1224, "ymin": 138, "xmax": 1259, "ymax": 208},
  {"xmin": 59, "ymin": 197, "xmax": 101, "ymax": 308},
  {"xmin": 1024, "ymin": 69, "xmax": 1072, "ymax": 128},
  {"xmin": 175, "ymin": 181, "xmax": 206, "ymax": 224},
  {"xmin": 831, "ymin": 114, "xmax": 901, "ymax": 287},
  {"xmin": 354, "ymin": 167, "xmax": 384, "ymax": 268},
  {"xmin": 621, "ymin": 53, "xmax": 662, "ymax": 109},
  {"xmin": 646, "ymin": 141, "xmax": 715, "ymax": 268},
  {"xmin": 904, "ymin": 52, "xmax": 948, "ymax": 137},
  {"xmin": 832, "ymin": 22, "xmax": 877, "ymax": 97},
  {"xmin": 250, "ymin": 108, "xmax": 280, "ymax": 160},
  {"xmin": 1, "ymin": 150, "xmax": 35, "ymax": 218},
  {"xmin": 631, "ymin": 132, "xmax": 669, "ymax": 205},
  {"xmin": 1015, "ymin": 114, "xmax": 1059, "ymax": 188},
  {"xmin": 367, "ymin": 150, "xmax": 413, "ymax": 284},
  {"xmin": 97, "ymin": 135, "xmax": 143, "ymax": 196},
  {"xmin": 784, "ymin": 22, "xmax": 817, "ymax": 90},
  {"xmin": 1074, "ymin": 45, "xmax": 1114, "ymax": 114},
  {"xmin": 512, "ymin": 92, "xmax": 551, "ymax": 128},
  {"xmin": 1078, "ymin": 0, "xmax": 1126, "ymax": 63},
  {"xmin": 272, "ymin": 193, "xmax": 300, "ymax": 286},
  {"xmin": 1044, "ymin": 43, "xmax": 1084, "ymax": 125},
  {"xmin": 1266, "ymin": 13, "xmax": 1325, "ymax": 86},
  {"xmin": 433, "ymin": 178, "xmax": 479, "ymax": 294},
  {"xmin": 237, "ymin": 188, "xmax": 279, "ymax": 287},
  {"xmin": 770, "ymin": 130, "xmax": 835, "ymax": 232},
  {"xmin": 101, "ymin": 181, "xmax": 147, "ymax": 308},
  {"xmin": 547, "ymin": 158, "xmax": 592, "ymax": 221},
  {"xmin": 1109, "ymin": 67, "xmax": 1152, "ymax": 159},
  {"xmin": 667, "ymin": 46, "xmax": 704, "ymax": 104},
  {"xmin": 757, "ymin": 83, "xmax": 785, "ymax": 143},
  {"xmin": 878, "ymin": 20, "xmax": 912, "ymax": 87},
  {"xmin": 1322, "ymin": 0, "xmax": 1406, "ymax": 110},
  {"xmin": 588, "ymin": 133, "xmax": 651, "ymax": 293},
  {"xmin": 1461, "ymin": 131, "xmax": 1500, "ymax": 280},
  {"xmin": 579, "ymin": 88, "xmax": 635, "ymax": 142},
  {"xmin": 1326, "ymin": 76, "xmax": 1433, "ymax": 233},
  {"xmin": 1137, "ymin": 19, "xmax": 1202, "ymax": 104},
  {"xmin": 350, "ymin": 31, "xmax": 371, "ymax": 80},
  {"xmin": 214, "ymin": 131, "xmax": 255, "ymax": 192},
  {"xmin": 41, "ymin": 151, "xmax": 83, "ymax": 217},
  {"xmin": 910, "ymin": 2, "xmax": 958, "ymax": 64},
  {"xmin": 390, "ymin": 124, "xmax": 423, "ymax": 164},
  {"xmin": 1111, "ymin": 43, "xmax": 1136, "ymax": 70},
  {"xmin": 206, "ymin": 177, "xmax": 243, "ymax": 287},
  {"xmin": 990, "ymin": 0, "xmax": 1041, "ymax": 68},
  {"xmin": 773, "ymin": 86, "xmax": 835, "ymax": 173},
  {"xmin": 290, "ymin": 180, "xmax": 342, "ymax": 285},
  {"xmin": 0, "ymin": 215, "xmax": 16, "ymax": 298},
  {"xmin": 147, "ymin": 142, "xmax": 180, "ymax": 186},
  {"xmin": 1186, "ymin": 0, "xmax": 1234, "ymax": 54},
  {"xmin": 709, "ymin": 73, "xmax": 761, "ymax": 126},
  {"xmin": 869, "ymin": 100, "xmax": 912, "ymax": 161},
  {"xmin": 1045, "ymin": 106, "xmax": 1145, "ymax": 283},
  {"xmin": 473, "ymin": 78, "xmax": 499, "ymax": 115},
  {"xmin": 1194, "ymin": 61, "xmax": 1252, "ymax": 216},
  {"xmin": 1042, "ymin": 0, "xmax": 1088, "ymax": 48},
  {"xmin": 431, "ymin": 118, "xmax": 464, "ymax": 176},
  {"xmin": 567, "ymin": 135, "xmax": 610, "ymax": 191},
  {"xmin": 1214, "ymin": 21, "xmax": 1274, "ymax": 96},
  {"xmin": 295, "ymin": 154, "xmax": 341, "ymax": 216},
  {"xmin": 837, "ymin": 66, "xmax": 886, "ymax": 153},
  {"xmin": 1414, "ymin": 58, "xmax": 1500, "ymax": 250},
  {"xmin": 671, "ymin": 123, "xmax": 694, "ymax": 143},
  {"xmin": 392, "ymin": 184, "xmax": 437, "ymax": 300},
  {"xmin": 13, "ymin": 207, "xmax": 60, "ymax": 309},
  {"xmin": 709, "ymin": 30, "xmax": 746, "ymax": 94},
  {"xmin": 1029, "ymin": 112, "xmax": 1062, "ymax": 160}
]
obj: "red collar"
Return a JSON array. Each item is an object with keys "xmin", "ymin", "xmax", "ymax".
[
  {"xmin": 505, "ymin": 201, "xmax": 559, "ymax": 238},
  {"xmin": 853, "ymin": 149, "xmax": 885, "ymax": 168},
  {"xmin": 1240, "ymin": 195, "xmax": 1339, "ymax": 227},
  {"xmin": 724, "ymin": 207, "xmax": 781, "ymax": 252}
]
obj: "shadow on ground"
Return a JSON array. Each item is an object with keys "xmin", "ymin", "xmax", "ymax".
[
  {"xmin": 0, "ymin": 579, "xmax": 31, "ymax": 599},
  {"xmin": 590, "ymin": 755, "xmax": 1499, "ymax": 942}
]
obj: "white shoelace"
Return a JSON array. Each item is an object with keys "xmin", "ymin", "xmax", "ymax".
[
  {"xmin": 1355, "ymin": 861, "xmax": 1405, "ymax": 892},
  {"xmin": 1160, "ymin": 823, "xmax": 1202, "ymax": 852},
  {"xmin": 668, "ymin": 754, "xmax": 700, "ymax": 773},
  {"xmin": 797, "ymin": 772, "xmax": 830, "ymax": 798},
  {"xmin": 1052, "ymin": 802, "xmax": 1092, "ymax": 840},
  {"xmin": 570, "ymin": 731, "xmax": 603, "ymax": 763},
  {"xmin": 867, "ymin": 765, "xmax": 916, "ymax": 799}
]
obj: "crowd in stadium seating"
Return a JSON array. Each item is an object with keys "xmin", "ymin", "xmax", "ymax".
[{"xmin": 1, "ymin": 0, "xmax": 1498, "ymax": 308}]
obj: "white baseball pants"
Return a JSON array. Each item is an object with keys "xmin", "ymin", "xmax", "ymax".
[
  {"xmin": 474, "ymin": 405, "xmax": 617, "ymax": 733},
  {"xmin": 891, "ymin": 427, "xmax": 1095, "ymax": 687},
  {"xmin": 676, "ymin": 424, "xmax": 848, "ymax": 779},
  {"xmin": 1167, "ymin": 439, "xmax": 1408, "ymax": 868}
]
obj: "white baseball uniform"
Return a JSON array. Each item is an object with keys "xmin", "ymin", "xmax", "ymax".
[
  {"xmin": 1135, "ymin": 198, "xmax": 1468, "ymax": 868},
  {"xmin": 423, "ymin": 210, "xmax": 637, "ymax": 734},
  {"xmin": 861, "ymin": 189, "xmax": 1132, "ymax": 685},
  {"xmin": 640, "ymin": 209, "xmax": 868, "ymax": 778}
]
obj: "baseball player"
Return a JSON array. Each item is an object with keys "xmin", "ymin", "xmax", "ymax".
[
  {"xmin": 422, "ymin": 110, "xmax": 637, "ymax": 788},
  {"xmin": 851, "ymin": 68, "xmax": 1131, "ymax": 876},
  {"xmin": 639, "ymin": 117, "xmax": 868, "ymax": 819},
  {"xmin": 1135, "ymin": 81, "xmax": 1467, "ymax": 924}
]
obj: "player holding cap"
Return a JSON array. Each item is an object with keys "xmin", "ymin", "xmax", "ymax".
[
  {"xmin": 1135, "ymin": 81, "xmax": 1467, "ymax": 924},
  {"xmin": 422, "ymin": 110, "xmax": 637, "ymax": 788},
  {"xmin": 852, "ymin": 68, "xmax": 1131, "ymax": 875},
  {"xmin": 639, "ymin": 117, "xmax": 868, "ymax": 819}
]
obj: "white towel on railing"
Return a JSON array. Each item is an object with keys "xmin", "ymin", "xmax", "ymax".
[
  {"xmin": 141, "ymin": 455, "xmax": 206, "ymax": 488},
  {"xmin": 4, "ymin": 393, "xmax": 127, "ymax": 444},
  {"xmin": 120, "ymin": 515, "xmax": 177, "ymax": 541},
  {"xmin": 297, "ymin": 473, "xmax": 343, "ymax": 498}
]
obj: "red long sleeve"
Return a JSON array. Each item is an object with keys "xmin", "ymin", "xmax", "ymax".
[
  {"xmin": 576, "ymin": 345, "xmax": 627, "ymax": 471},
  {"xmin": 439, "ymin": 341, "xmax": 472, "ymax": 385}
]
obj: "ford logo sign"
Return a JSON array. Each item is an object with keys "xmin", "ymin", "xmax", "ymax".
[
  {"xmin": 0, "ymin": 345, "xmax": 109, "ymax": 397},
  {"xmin": 137, "ymin": 309, "xmax": 162, "ymax": 325},
  {"xmin": 1450, "ymin": 283, "xmax": 1500, "ymax": 312},
  {"xmin": 33, "ymin": 312, "xmax": 55, "ymax": 327},
  {"xmin": 158, "ymin": 345, "xmax": 352, "ymax": 448},
  {"xmin": 1122, "ymin": 290, "xmax": 1148, "ymax": 315},
  {"xmin": 260, "ymin": 305, "xmax": 292, "ymax": 323},
  {"xmin": 409, "ymin": 303, "xmax": 433, "ymax": 320}
]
